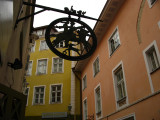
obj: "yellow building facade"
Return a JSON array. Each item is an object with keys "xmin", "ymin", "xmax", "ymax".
[{"xmin": 25, "ymin": 26, "xmax": 81, "ymax": 120}]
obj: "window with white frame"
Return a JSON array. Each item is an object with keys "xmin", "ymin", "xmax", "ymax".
[
  {"xmin": 82, "ymin": 75, "xmax": 87, "ymax": 90},
  {"xmin": 26, "ymin": 61, "xmax": 32, "ymax": 76},
  {"xmin": 55, "ymin": 41, "xmax": 64, "ymax": 48},
  {"xmin": 40, "ymin": 40, "xmax": 49, "ymax": 50},
  {"xmin": 30, "ymin": 43, "xmax": 35, "ymax": 52},
  {"xmin": 37, "ymin": 30, "xmax": 43, "ymax": 36},
  {"xmin": 83, "ymin": 99, "xmax": 88, "ymax": 120},
  {"xmin": 33, "ymin": 86, "xmax": 45, "ymax": 104},
  {"xmin": 109, "ymin": 29, "xmax": 120, "ymax": 55},
  {"xmin": 43, "ymin": 29, "xmax": 46, "ymax": 35},
  {"xmin": 50, "ymin": 84, "xmax": 62, "ymax": 103},
  {"xmin": 147, "ymin": 0, "xmax": 157, "ymax": 8},
  {"xmin": 123, "ymin": 116, "xmax": 134, "ymax": 120},
  {"xmin": 118, "ymin": 115, "xmax": 135, "ymax": 120},
  {"xmin": 52, "ymin": 58, "xmax": 63, "ymax": 73},
  {"xmin": 24, "ymin": 87, "xmax": 29, "ymax": 105},
  {"xmin": 145, "ymin": 46, "xmax": 160, "ymax": 73},
  {"xmin": 114, "ymin": 66, "xmax": 127, "ymax": 107},
  {"xmin": 95, "ymin": 86, "xmax": 102, "ymax": 116},
  {"xmin": 37, "ymin": 59, "xmax": 47, "ymax": 75},
  {"xmin": 93, "ymin": 57, "xmax": 100, "ymax": 77}
]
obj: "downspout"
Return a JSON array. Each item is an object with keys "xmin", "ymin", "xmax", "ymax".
[{"xmin": 72, "ymin": 67, "xmax": 82, "ymax": 120}]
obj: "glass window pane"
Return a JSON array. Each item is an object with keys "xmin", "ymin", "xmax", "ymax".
[
  {"xmin": 40, "ymin": 99, "xmax": 43, "ymax": 103},
  {"xmin": 52, "ymin": 92, "xmax": 55, "ymax": 97},
  {"xmin": 35, "ymin": 99, "xmax": 38, "ymax": 103},
  {"xmin": 40, "ymin": 87, "xmax": 44, "ymax": 92},
  {"xmin": 36, "ymin": 88, "xmax": 39, "ymax": 93},
  {"xmin": 57, "ymin": 85, "xmax": 61, "ymax": 90},
  {"xmin": 52, "ymin": 97, "xmax": 55, "ymax": 102},
  {"xmin": 57, "ymin": 97, "xmax": 61, "ymax": 102},
  {"xmin": 57, "ymin": 92, "xmax": 61, "ymax": 96},
  {"xmin": 52, "ymin": 86, "xmax": 56, "ymax": 91},
  {"xmin": 40, "ymin": 94, "xmax": 44, "ymax": 98}
]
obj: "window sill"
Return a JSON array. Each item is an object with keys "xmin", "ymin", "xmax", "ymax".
[
  {"xmin": 52, "ymin": 72, "xmax": 64, "ymax": 74},
  {"xmin": 50, "ymin": 102, "xmax": 62, "ymax": 104},
  {"xmin": 36, "ymin": 73, "xmax": 46, "ymax": 75},
  {"xmin": 40, "ymin": 49, "xmax": 49, "ymax": 51},
  {"xmin": 117, "ymin": 96, "xmax": 126, "ymax": 103},
  {"xmin": 149, "ymin": 0, "xmax": 157, "ymax": 8},
  {"xmin": 96, "ymin": 111, "xmax": 101, "ymax": 115},
  {"xmin": 150, "ymin": 66, "xmax": 160, "ymax": 74},
  {"xmin": 25, "ymin": 74, "xmax": 31, "ymax": 76},
  {"xmin": 109, "ymin": 44, "xmax": 120, "ymax": 57},
  {"xmin": 33, "ymin": 103, "xmax": 44, "ymax": 105},
  {"xmin": 94, "ymin": 71, "xmax": 100, "ymax": 78},
  {"xmin": 83, "ymin": 87, "xmax": 87, "ymax": 91}
]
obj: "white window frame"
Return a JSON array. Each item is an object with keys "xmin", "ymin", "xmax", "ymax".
[
  {"xmin": 112, "ymin": 61, "xmax": 128, "ymax": 109},
  {"xmin": 108, "ymin": 27, "xmax": 121, "ymax": 57},
  {"xmin": 143, "ymin": 40, "xmax": 160, "ymax": 93},
  {"xmin": 49, "ymin": 83, "xmax": 63, "ymax": 104},
  {"xmin": 83, "ymin": 97, "xmax": 88, "ymax": 120},
  {"xmin": 32, "ymin": 85, "xmax": 46, "ymax": 105},
  {"xmin": 51, "ymin": 57, "xmax": 64, "ymax": 73},
  {"xmin": 93, "ymin": 56, "xmax": 100, "ymax": 77},
  {"xmin": 55, "ymin": 41, "xmax": 65, "ymax": 48},
  {"xmin": 24, "ymin": 87, "xmax": 30, "ymax": 106},
  {"xmin": 39, "ymin": 40, "xmax": 49, "ymax": 51},
  {"xmin": 26, "ymin": 60, "xmax": 33, "ymax": 76},
  {"xmin": 37, "ymin": 30, "xmax": 43, "ymax": 36},
  {"xmin": 116, "ymin": 113, "xmax": 136, "ymax": 120},
  {"xmin": 30, "ymin": 42, "xmax": 35, "ymax": 52},
  {"xmin": 82, "ymin": 74, "xmax": 87, "ymax": 90},
  {"xmin": 147, "ymin": 0, "xmax": 157, "ymax": 8},
  {"xmin": 36, "ymin": 58, "xmax": 48, "ymax": 75},
  {"xmin": 94, "ymin": 83, "xmax": 102, "ymax": 119}
]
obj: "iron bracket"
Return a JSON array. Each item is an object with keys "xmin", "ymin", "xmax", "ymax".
[{"xmin": 14, "ymin": 0, "xmax": 102, "ymax": 29}]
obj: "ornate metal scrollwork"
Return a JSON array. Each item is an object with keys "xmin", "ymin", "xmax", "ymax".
[{"xmin": 45, "ymin": 17, "xmax": 97, "ymax": 61}]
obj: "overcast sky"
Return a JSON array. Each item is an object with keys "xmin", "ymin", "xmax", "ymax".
[{"xmin": 33, "ymin": 0, "xmax": 107, "ymax": 29}]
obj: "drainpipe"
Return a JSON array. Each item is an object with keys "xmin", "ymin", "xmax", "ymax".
[{"xmin": 72, "ymin": 67, "xmax": 82, "ymax": 120}]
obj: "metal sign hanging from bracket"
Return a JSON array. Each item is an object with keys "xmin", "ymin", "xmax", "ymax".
[{"xmin": 15, "ymin": 0, "xmax": 103, "ymax": 61}]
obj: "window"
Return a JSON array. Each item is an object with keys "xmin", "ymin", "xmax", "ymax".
[
  {"xmin": 37, "ymin": 59, "xmax": 47, "ymax": 75},
  {"xmin": 115, "ymin": 68, "xmax": 126, "ymax": 101},
  {"xmin": 145, "ymin": 46, "xmax": 159, "ymax": 73},
  {"xmin": 50, "ymin": 84, "xmax": 62, "ymax": 103},
  {"xmin": 82, "ymin": 75, "xmax": 87, "ymax": 90},
  {"xmin": 147, "ymin": 0, "xmax": 157, "ymax": 8},
  {"xmin": 24, "ymin": 87, "xmax": 29, "ymax": 105},
  {"xmin": 26, "ymin": 61, "xmax": 32, "ymax": 76},
  {"xmin": 52, "ymin": 58, "xmax": 63, "ymax": 73},
  {"xmin": 83, "ymin": 99, "xmax": 88, "ymax": 120},
  {"xmin": 95, "ymin": 86, "xmax": 102, "ymax": 117},
  {"xmin": 113, "ymin": 64, "xmax": 127, "ymax": 108},
  {"xmin": 40, "ymin": 40, "xmax": 49, "ymax": 51},
  {"xmin": 123, "ymin": 116, "xmax": 134, "ymax": 120},
  {"xmin": 117, "ymin": 114, "xmax": 135, "ymax": 120},
  {"xmin": 30, "ymin": 43, "xmax": 35, "ymax": 52},
  {"xmin": 37, "ymin": 30, "xmax": 43, "ymax": 36},
  {"xmin": 33, "ymin": 86, "xmax": 45, "ymax": 104},
  {"xmin": 55, "ymin": 41, "xmax": 64, "ymax": 48},
  {"xmin": 93, "ymin": 57, "xmax": 100, "ymax": 77},
  {"xmin": 109, "ymin": 29, "xmax": 120, "ymax": 55}
]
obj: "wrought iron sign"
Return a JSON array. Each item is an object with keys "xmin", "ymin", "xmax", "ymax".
[{"xmin": 15, "ymin": 1, "xmax": 102, "ymax": 61}]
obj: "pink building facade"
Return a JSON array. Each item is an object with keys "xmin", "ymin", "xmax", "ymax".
[{"xmin": 75, "ymin": 0, "xmax": 160, "ymax": 120}]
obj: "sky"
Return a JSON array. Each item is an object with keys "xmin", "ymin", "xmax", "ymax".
[{"xmin": 33, "ymin": 0, "xmax": 107, "ymax": 29}]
